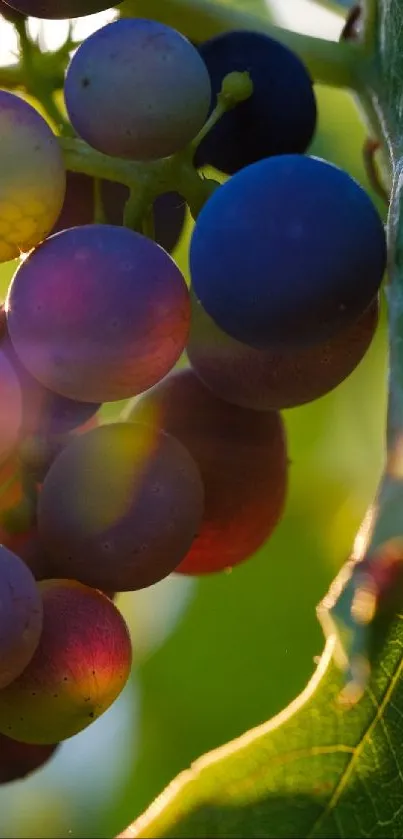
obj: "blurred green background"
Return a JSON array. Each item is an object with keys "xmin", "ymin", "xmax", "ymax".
[{"xmin": 0, "ymin": 1, "xmax": 388, "ymax": 837}]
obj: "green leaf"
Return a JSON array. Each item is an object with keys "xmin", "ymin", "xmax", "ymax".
[{"xmin": 119, "ymin": 608, "xmax": 403, "ymax": 838}]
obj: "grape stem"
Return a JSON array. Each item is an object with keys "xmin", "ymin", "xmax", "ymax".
[
  {"xmin": 120, "ymin": 0, "xmax": 360, "ymax": 88},
  {"xmin": 317, "ymin": 0, "xmax": 403, "ymax": 702}
]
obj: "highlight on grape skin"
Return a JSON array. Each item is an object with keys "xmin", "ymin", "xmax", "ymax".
[
  {"xmin": 127, "ymin": 369, "xmax": 287, "ymax": 575},
  {"xmin": 3, "ymin": 0, "xmax": 123, "ymax": 18},
  {"xmin": 0, "ymin": 579, "xmax": 132, "ymax": 745},
  {"xmin": 51, "ymin": 172, "xmax": 186, "ymax": 255},
  {"xmin": 187, "ymin": 293, "xmax": 380, "ymax": 410},
  {"xmin": 195, "ymin": 30, "xmax": 317, "ymax": 174},
  {"xmin": 64, "ymin": 18, "xmax": 212, "ymax": 160},
  {"xmin": 190, "ymin": 155, "xmax": 387, "ymax": 350},
  {"xmin": 38, "ymin": 422, "xmax": 204, "ymax": 591},
  {"xmin": 0, "ymin": 733, "xmax": 59, "ymax": 784},
  {"xmin": 0, "ymin": 545, "xmax": 43, "ymax": 690},
  {"xmin": 0, "ymin": 90, "xmax": 65, "ymax": 263},
  {"xmin": 5, "ymin": 224, "xmax": 190, "ymax": 403}
]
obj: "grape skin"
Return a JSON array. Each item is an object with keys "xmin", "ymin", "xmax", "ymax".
[
  {"xmin": 0, "ymin": 545, "xmax": 43, "ymax": 690},
  {"xmin": 1, "ymin": 330, "xmax": 99, "ymax": 437},
  {"xmin": 187, "ymin": 293, "xmax": 380, "ymax": 410},
  {"xmin": 195, "ymin": 31, "xmax": 317, "ymax": 174},
  {"xmin": 3, "ymin": 1, "xmax": 123, "ymax": 18},
  {"xmin": 64, "ymin": 18, "xmax": 212, "ymax": 160},
  {"xmin": 52, "ymin": 172, "xmax": 186, "ymax": 254},
  {"xmin": 0, "ymin": 579, "xmax": 132, "ymax": 744},
  {"xmin": 37, "ymin": 422, "xmax": 204, "ymax": 591},
  {"xmin": 6, "ymin": 224, "xmax": 190, "ymax": 403},
  {"xmin": 190, "ymin": 155, "xmax": 387, "ymax": 349},
  {"xmin": 0, "ymin": 91, "xmax": 65, "ymax": 262},
  {"xmin": 127, "ymin": 369, "xmax": 287, "ymax": 575},
  {"xmin": 0, "ymin": 347, "xmax": 22, "ymax": 464},
  {"xmin": 0, "ymin": 734, "xmax": 59, "ymax": 784}
]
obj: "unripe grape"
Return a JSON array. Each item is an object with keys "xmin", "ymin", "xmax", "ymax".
[{"xmin": 0, "ymin": 91, "xmax": 65, "ymax": 262}]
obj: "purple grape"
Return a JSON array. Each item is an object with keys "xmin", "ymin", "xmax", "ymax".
[
  {"xmin": 187, "ymin": 293, "xmax": 380, "ymax": 410},
  {"xmin": 3, "ymin": 1, "xmax": 123, "ymax": 18},
  {"xmin": 0, "ymin": 544, "xmax": 43, "ymax": 689},
  {"xmin": 52, "ymin": 172, "xmax": 186, "ymax": 253},
  {"xmin": 6, "ymin": 224, "xmax": 190, "ymax": 403},
  {"xmin": 38, "ymin": 422, "xmax": 204, "ymax": 591},
  {"xmin": 64, "ymin": 18, "xmax": 211, "ymax": 159}
]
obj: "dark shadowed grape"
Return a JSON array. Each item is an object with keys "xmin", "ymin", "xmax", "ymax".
[
  {"xmin": 6, "ymin": 224, "xmax": 190, "ymax": 403},
  {"xmin": 0, "ymin": 545, "xmax": 43, "ymax": 689},
  {"xmin": 0, "ymin": 347, "xmax": 22, "ymax": 463},
  {"xmin": 3, "ymin": 1, "xmax": 123, "ymax": 18},
  {"xmin": 64, "ymin": 18, "xmax": 211, "ymax": 159},
  {"xmin": 190, "ymin": 155, "xmax": 386, "ymax": 349},
  {"xmin": 0, "ymin": 734, "xmax": 59, "ymax": 784},
  {"xmin": 195, "ymin": 31, "xmax": 317, "ymax": 174},
  {"xmin": 0, "ymin": 1, "xmax": 25, "ymax": 21},
  {"xmin": 38, "ymin": 422, "xmax": 204, "ymax": 590},
  {"xmin": 127, "ymin": 369, "xmax": 287, "ymax": 574},
  {"xmin": 187, "ymin": 293, "xmax": 380, "ymax": 410},
  {"xmin": 51, "ymin": 172, "xmax": 186, "ymax": 253},
  {"xmin": 0, "ymin": 579, "xmax": 132, "ymax": 744},
  {"xmin": 0, "ymin": 90, "xmax": 65, "ymax": 262}
]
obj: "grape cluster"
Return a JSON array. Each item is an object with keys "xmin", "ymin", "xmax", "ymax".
[{"xmin": 0, "ymin": 1, "xmax": 386, "ymax": 785}]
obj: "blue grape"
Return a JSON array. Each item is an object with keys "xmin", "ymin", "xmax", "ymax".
[
  {"xmin": 3, "ymin": 1, "xmax": 123, "ymax": 17},
  {"xmin": 190, "ymin": 155, "xmax": 386, "ymax": 349},
  {"xmin": 195, "ymin": 31, "xmax": 317, "ymax": 174},
  {"xmin": 0, "ymin": 2, "xmax": 25, "ymax": 21},
  {"xmin": 0, "ymin": 91, "xmax": 65, "ymax": 262},
  {"xmin": 38, "ymin": 422, "xmax": 204, "ymax": 591},
  {"xmin": 64, "ymin": 18, "xmax": 211, "ymax": 160},
  {"xmin": 187, "ymin": 293, "xmax": 379, "ymax": 410},
  {"xmin": 52, "ymin": 172, "xmax": 186, "ymax": 254},
  {"xmin": 6, "ymin": 224, "xmax": 190, "ymax": 403},
  {"xmin": 0, "ymin": 545, "xmax": 43, "ymax": 689}
]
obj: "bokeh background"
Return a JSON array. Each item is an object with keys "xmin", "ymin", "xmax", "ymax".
[{"xmin": 0, "ymin": 1, "xmax": 389, "ymax": 836}]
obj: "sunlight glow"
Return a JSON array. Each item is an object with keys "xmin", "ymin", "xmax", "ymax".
[{"xmin": 269, "ymin": 0, "xmax": 344, "ymax": 40}]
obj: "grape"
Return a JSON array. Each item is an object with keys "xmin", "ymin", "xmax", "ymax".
[
  {"xmin": 190, "ymin": 155, "xmax": 386, "ymax": 349},
  {"xmin": 38, "ymin": 422, "xmax": 204, "ymax": 590},
  {"xmin": 0, "ymin": 91, "xmax": 65, "ymax": 262},
  {"xmin": 187, "ymin": 293, "xmax": 380, "ymax": 410},
  {"xmin": 0, "ymin": 545, "xmax": 43, "ymax": 690},
  {"xmin": 19, "ymin": 413, "xmax": 100, "ymax": 482},
  {"xmin": 0, "ymin": 347, "xmax": 22, "ymax": 464},
  {"xmin": 127, "ymin": 369, "xmax": 287, "ymax": 575},
  {"xmin": 0, "ymin": 734, "xmax": 59, "ymax": 784},
  {"xmin": 195, "ymin": 31, "xmax": 317, "ymax": 174},
  {"xmin": 0, "ymin": 524, "xmax": 47, "ymax": 581},
  {"xmin": 64, "ymin": 18, "xmax": 211, "ymax": 160},
  {"xmin": 52, "ymin": 172, "xmax": 186, "ymax": 253},
  {"xmin": 0, "ymin": 579, "xmax": 132, "ymax": 744},
  {"xmin": 6, "ymin": 224, "xmax": 190, "ymax": 403},
  {"xmin": 3, "ymin": 1, "xmax": 123, "ymax": 18},
  {"xmin": 0, "ymin": 1, "xmax": 25, "ymax": 21},
  {"xmin": 2, "ymin": 329, "xmax": 99, "ymax": 437}
]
